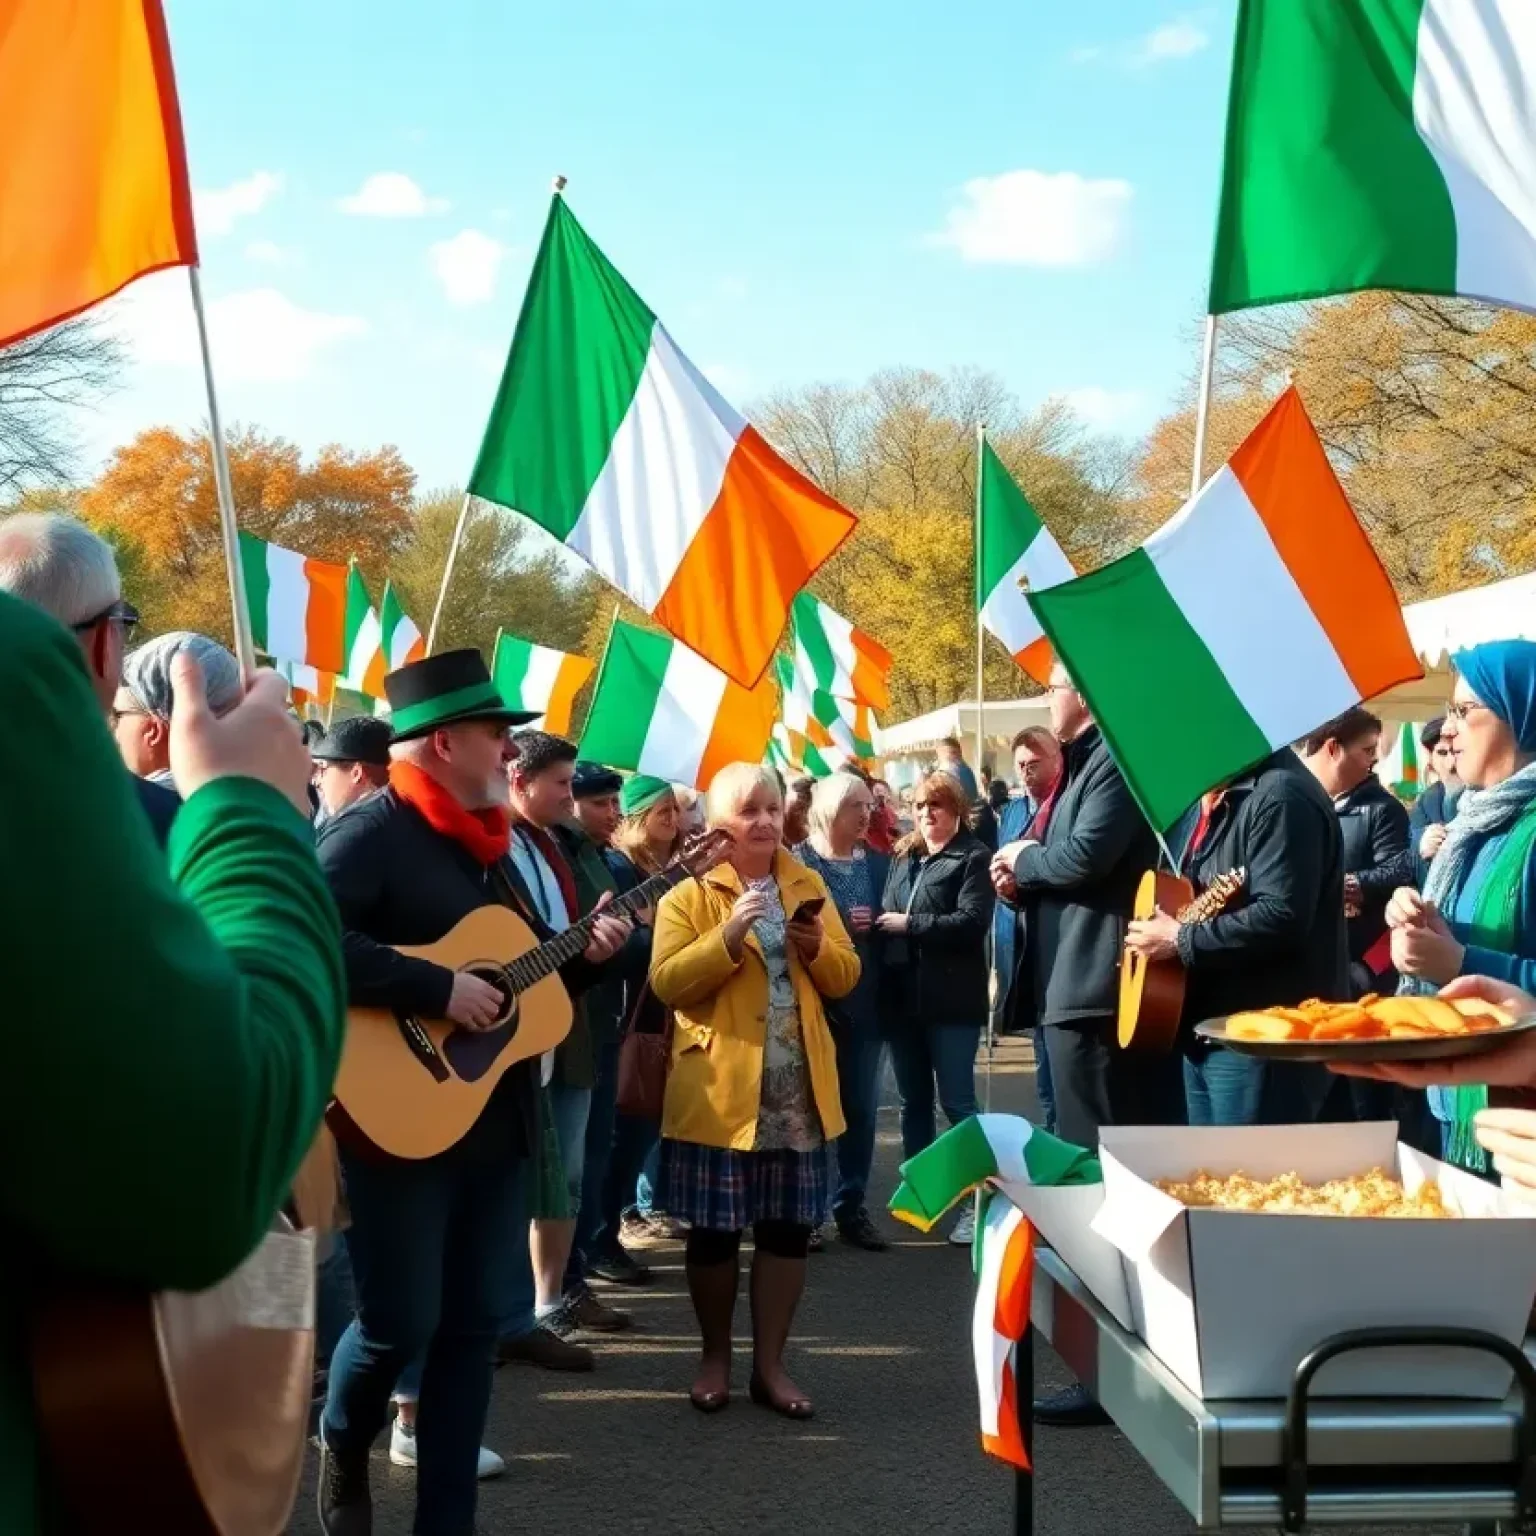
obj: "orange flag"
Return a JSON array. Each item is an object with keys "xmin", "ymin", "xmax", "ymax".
[{"xmin": 0, "ymin": 0, "xmax": 198, "ymax": 348}]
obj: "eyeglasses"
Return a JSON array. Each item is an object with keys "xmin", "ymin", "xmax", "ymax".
[
  {"xmin": 1446, "ymin": 700, "xmax": 1492, "ymax": 722},
  {"xmin": 1431, "ymin": 744, "xmax": 1456, "ymax": 758},
  {"xmin": 73, "ymin": 599, "xmax": 139, "ymax": 644},
  {"xmin": 109, "ymin": 703, "xmax": 149, "ymax": 728}
]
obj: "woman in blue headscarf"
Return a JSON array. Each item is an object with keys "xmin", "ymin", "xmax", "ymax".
[{"xmin": 1386, "ymin": 639, "xmax": 1536, "ymax": 1168}]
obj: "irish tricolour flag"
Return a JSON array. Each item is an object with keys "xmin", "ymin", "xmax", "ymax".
[
  {"xmin": 888, "ymin": 1114, "xmax": 1101, "ymax": 1472},
  {"xmin": 1212, "ymin": 0, "xmax": 1536, "ymax": 314},
  {"xmin": 492, "ymin": 631, "xmax": 594, "ymax": 739},
  {"xmin": 791, "ymin": 592, "xmax": 892, "ymax": 710},
  {"xmin": 579, "ymin": 619, "xmax": 776, "ymax": 789},
  {"xmin": 1028, "ymin": 389, "xmax": 1423, "ymax": 831},
  {"xmin": 468, "ymin": 194, "xmax": 856, "ymax": 688},
  {"xmin": 239, "ymin": 532, "xmax": 347, "ymax": 675},
  {"xmin": 342, "ymin": 569, "xmax": 424, "ymax": 700},
  {"xmin": 977, "ymin": 437, "xmax": 1075, "ymax": 685}
]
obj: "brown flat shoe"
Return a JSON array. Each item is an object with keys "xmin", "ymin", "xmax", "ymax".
[{"xmin": 749, "ymin": 1372, "xmax": 813, "ymax": 1420}]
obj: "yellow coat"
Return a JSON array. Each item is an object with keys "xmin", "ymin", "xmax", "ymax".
[{"xmin": 650, "ymin": 849, "xmax": 860, "ymax": 1151}]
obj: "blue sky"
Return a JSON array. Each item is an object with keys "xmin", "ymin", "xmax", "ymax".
[{"xmin": 95, "ymin": 0, "xmax": 1239, "ymax": 491}]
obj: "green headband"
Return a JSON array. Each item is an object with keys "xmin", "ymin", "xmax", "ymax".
[{"xmin": 621, "ymin": 774, "xmax": 674, "ymax": 817}]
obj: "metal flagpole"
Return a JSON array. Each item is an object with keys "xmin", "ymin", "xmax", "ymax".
[
  {"xmin": 426, "ymin": 492, "xmax": 474, "ymax": 654},
  {"xmin": 189, "ymin": 267, "xmax": 256, "ymax": 675},
  {"xmin": 1189, "ymin": 314, "xmax": 1219, "ymax": 500},
  {"xmin": 976, "ymin": 421, "xmax": 996, "ymax": 1107}
]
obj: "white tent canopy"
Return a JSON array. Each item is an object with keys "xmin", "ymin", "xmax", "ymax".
[
  {"xmin": 878, "ymin": 697, "xmax": 1052, "ymax": 756},
  {"xmin": 1372, "ymin": 568, "xmax": 1536, "ymax": 723}
]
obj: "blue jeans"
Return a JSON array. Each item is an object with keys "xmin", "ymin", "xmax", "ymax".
[
  {"xmin": 322, "ymin": 1115, "xmax": 525, "ymax": 1536},
  {"xmin": 1184, "ymin": 1048, "xmax": 1330, "ymax": 1127},
  {"xmin": 889, "ymin": 1021, "xmax": 982, "ymax": 1159},
  {"xmin": 636, "ymin": 1140, "xmax": 659, "ymax": 1216},
  {"xmin": 832, "ymin": 1024, "xmax": 885, "ymax": 1219},
  {"xmin": 564, "ymin": 1040, "xmax": 620, "ymax": 1292},
  {"xmin": 598, "ymin": 1108, "xmax": 661, "ymax": 1248}
]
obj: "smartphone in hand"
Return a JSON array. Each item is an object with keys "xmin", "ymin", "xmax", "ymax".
[{"xmin": 790, "ymin": 896, "xmax": 826, "ymax": 924}]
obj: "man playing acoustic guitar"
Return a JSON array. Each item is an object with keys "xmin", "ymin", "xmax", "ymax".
[{"xmin": 316, "ymin": 650, "xmax": 632, "ymax": 1536}]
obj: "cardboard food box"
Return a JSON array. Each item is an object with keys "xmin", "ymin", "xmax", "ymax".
[{"xmin": 1090, "ymin": 1122, "xmax": 1536, "ymax": 1401}]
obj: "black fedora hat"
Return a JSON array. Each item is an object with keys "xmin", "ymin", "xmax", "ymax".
[
  {"xmin": 385, "ymin": 648, "xmax": 539, "ymax": 743},
  {"xmin": 311, "ymin": 714, "xmax": 393, "ymax": 767}
]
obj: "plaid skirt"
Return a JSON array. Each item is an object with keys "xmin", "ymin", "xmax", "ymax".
[{"xmin": 657, "ymin": 1138, "xmax": 827, "ymax": 1232}]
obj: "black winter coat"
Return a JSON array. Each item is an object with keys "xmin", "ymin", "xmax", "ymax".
[
  {"xmin": 317, "ymin": 788, "xmax": 600, "ymax": 1157},
  {"xmin": 1409, "ymin": 780, "xmax": 1459, "ymax": 886},
  {"xmin": 1334, "ymin": 775, "xmax": 1412, "ymax": 976},
  {"xmin": 1009, "ymin": 727, "xmax": 1157, "ymax": 1028},
  {"xmin": 881, "ymin": 828, "xmax": 994, "ymax": 1029},
  {"xmin": 1175, "ymin": 751, "xmax": 1350, "ymax": 1026}
]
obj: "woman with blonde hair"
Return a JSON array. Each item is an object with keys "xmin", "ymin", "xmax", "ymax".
[
  {"xmin": 797, "ymin": 772, "xmax": 891, "ymax": 1250},
  {"xmin": 878, "ymin": 770, "xmax": 995, "ymax": 1244},
  {"xmin": 651, "ymin": 762, "xmax": 859, "ymax": 1417}
]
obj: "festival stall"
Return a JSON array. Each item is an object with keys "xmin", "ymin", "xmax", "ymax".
[{"xmin": 878, "ymin": 697, "xmax": 1053, "ymax": 786}]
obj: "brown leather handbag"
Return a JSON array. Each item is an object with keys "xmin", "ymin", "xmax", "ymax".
[{"xmin": 616, "ymin": 983, "xmax": 673, "ymax": 1119}]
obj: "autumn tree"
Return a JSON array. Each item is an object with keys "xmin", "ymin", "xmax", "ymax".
[
  {"xmin": 78, "ymin": 425, "xmax": 418, "ymax": 641},
  {"xmin": 1137, "ymin": 295, "xmax": 1536, "ymax": 600},
  {"xmin": 755, "ymin": 366, "xmax": 1147, "ymax": 719},
  {"xmin": 392, "ymin": 490, "xmax": 601, "ymax": 666},
  {"xmin": 0, "ymin": 317, "xmax": 122, "ymax": 493}
]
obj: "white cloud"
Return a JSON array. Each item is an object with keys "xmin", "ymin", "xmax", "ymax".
[
  {"xmin": 339, "ymin": 172, "xmax": 448, "ymax": 218},
  {"xmin": 1056, "ymin": 387, "xmax": 1146, "ymax": 428},
  {"xmin": 195, "ymin": 171, "xmax": 283, "ymax": 237},
  {"xmin": 105, "ymin": 272, "xmax": 366, "ymax": 382},
  {"xmin": 243, "ymin": 239, "xmax": 294, "ymax": 266},
  {"xmin": 429, "ymin": 229, "xmax": 507, "ymax": 306},
  {"xmin": 1132, "ymin": 16, "xmax": 1210, "ymax": 66},
  {"xmin": 930, "ymin": 170, "xmax": 1131, "ymax": 266}
]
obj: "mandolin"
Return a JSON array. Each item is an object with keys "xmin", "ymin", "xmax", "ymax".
[
  {"xmin": 31, "ymin": 1219, "xmax": 316, "ymax": 1536},
  {"xmin": 332, "ymin": 828, "xmax": 729, "ymax": 1159},
  {"xmin": 1117, "ymin": 867, "xmax": 1245, "ymax": 1053}
]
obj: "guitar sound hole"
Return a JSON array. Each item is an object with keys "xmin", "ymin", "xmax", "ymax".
[{"xmin": 465, "ymin": 964, "xmax": 515, "ymax": 1026}]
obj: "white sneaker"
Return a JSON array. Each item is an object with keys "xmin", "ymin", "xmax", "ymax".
[
  {"xmin": 949, "ymin": 1207, "xmax": 976, "ymax": 1246},
  {"xmin": 389, "ymin": 1420, "xmax": 506, "ymax": 1480}
]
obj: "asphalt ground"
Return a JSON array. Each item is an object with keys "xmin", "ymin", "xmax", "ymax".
[{"xmin": 289, "ymin": 1037, "xmax": 1466, "ymax": 1535}]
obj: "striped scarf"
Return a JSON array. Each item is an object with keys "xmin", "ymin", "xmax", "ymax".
[{"xmin": 1402, "ymin": 761, "xmax": 1536, "ymax": 1168}]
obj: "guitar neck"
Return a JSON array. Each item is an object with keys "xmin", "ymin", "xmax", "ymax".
[{"xmin": 507, "ymin": 865, "xmax": 684, "ymax": 992}]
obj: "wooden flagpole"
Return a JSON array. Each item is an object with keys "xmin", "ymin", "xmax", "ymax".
[{"xmin": 189, "ymin": 267, "xmax": 256, "ymax": 675}]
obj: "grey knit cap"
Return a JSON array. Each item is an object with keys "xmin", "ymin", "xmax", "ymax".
[{"xmin": 122, "ymin": 631, "xmax": 243, "ymax": 718}]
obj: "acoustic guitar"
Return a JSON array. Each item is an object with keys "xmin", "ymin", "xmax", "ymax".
[
  {"xmin": 333, "ymin": 829, "xmax": 729, "ymax": 1159},
  {"xmin": 1117, "ymin": 867, "xmax": 1246, "ymax": 1052},
  {"xmin": 31, "ymin": 1219, "xmax": 316, "ymax": 1535}
]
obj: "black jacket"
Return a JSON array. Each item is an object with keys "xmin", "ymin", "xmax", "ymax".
[
  {"xmin": 1409, "ymin": 780, "xmax": 1459, "ymax": 885},
  {"xmin": 1334, "ymin": 775, "xmax": 1412, "ymax": 975},
  {"xmin": 317, "ymin": 789, "xmax": 600, "ymax": 1155},
  {"xmin": 1008, "ymin": 726, "xmax": 1157, "ymax": 1028},
  {"xmin": 604, "ymin": 847, "xmax": 668, "ymax": 1036},
  {"xmin": 881, "ymin": 828, "xmax": 994, "ymax": 1029},
  {"xmin": 1174, "ymin": 751, "xmax": 1349, "ymax": 1026},
  {"xmin": 134, "ymin": 774, "xmax": 179, "ymax": 847}
]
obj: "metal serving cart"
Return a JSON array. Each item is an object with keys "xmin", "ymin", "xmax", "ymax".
[{"xmin": 1013, "ymin": 1247, "xmax": 1536, "ymax": 1534}]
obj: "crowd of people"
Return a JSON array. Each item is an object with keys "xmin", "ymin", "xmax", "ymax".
[{"xmin": 7, "ymin": 505, "xmax": 1536, "ymax": 1536}]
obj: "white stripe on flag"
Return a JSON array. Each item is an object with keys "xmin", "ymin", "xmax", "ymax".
[
  {"xmin": 975, "ymin": 1114, "xmax": 1032, "ymax": 1183},
  {"xmin": 521, "ymin": 645, "xmax": 563, "ymax": 708},
  {"xmin": 346, "ymin": 607, "xmax": 382, "ymax": 688},
  {"xmin": 1415, "ymin": 0, "xmax": 1536, "ymax": 313},
  {"xmin": 388, "ymin": 617, "xmax": 421, "ymax": 669},
  {"xmin": 973, "ymin": 1197, "xmax": 1025, "ymax": 1438},
  {"xmin": 569, "ymin": 325, "xmax": 746, "ymax": 610},
  {"xmin": 638, "ymin": 643, "xmax": 728, "ymax": 785},
  {"xmin": 1146, "ymin": 466, "xmax": 1357, "ymax": 744},
  {"xmin": 265, "ymin": 543, "xmax": 311, "ymax": 664}
]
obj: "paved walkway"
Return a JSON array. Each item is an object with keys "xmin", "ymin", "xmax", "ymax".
[{"xmin": 290, "ymin": 1039, "xmax": 1461, "ymax": 1535}]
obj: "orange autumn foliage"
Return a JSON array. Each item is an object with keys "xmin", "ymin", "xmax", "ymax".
[{"xmin": 79, "ymin": 424, "xmax": 416, "ymax": 641}]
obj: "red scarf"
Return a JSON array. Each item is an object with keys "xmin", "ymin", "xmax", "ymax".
[
  {"xmin": 1026, "ymin": 769, "xmax": 1064, "ymax": 840},
  {"xmin": 390, "ymin": 760, "xmax": 510, "ymax": 866}
]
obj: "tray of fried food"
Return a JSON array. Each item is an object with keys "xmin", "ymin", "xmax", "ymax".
[
  {"xmin": 1195, "ymin": 993, "xmax": 1535, "ymax": 1060},
  {"xmin": 1156, "ymin": 1165, "xmax": 1453, "ymax": 1218}
]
